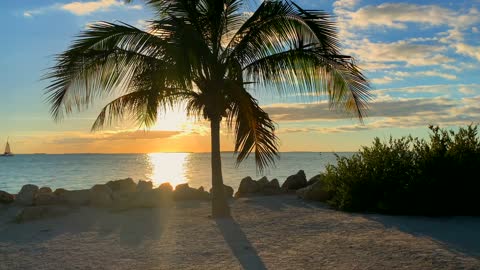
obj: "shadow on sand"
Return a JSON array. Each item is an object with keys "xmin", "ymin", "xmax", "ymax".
[
  {"xmin": 366, "ymin": 214, "xmax": 480, "ymax": 257},
  {"xmin": 0, "ymin": 206, "xmax": 172, "ymax": 247},
  {"xmin": 215, "ymin": 217, "xmax": 267, "ymax": 270}
]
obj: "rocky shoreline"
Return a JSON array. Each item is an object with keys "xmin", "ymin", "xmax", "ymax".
[{"xmin": 0, "ymin": 170, "xmax": 331, "ymax": 222}]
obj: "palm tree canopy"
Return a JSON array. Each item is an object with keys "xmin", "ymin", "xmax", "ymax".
[{"xmin": 44, "ymin": 0, "xmax": 371, "ymax": 172}]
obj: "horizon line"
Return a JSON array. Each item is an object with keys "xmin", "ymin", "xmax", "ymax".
[{"xmin": 10, "ymin": 151, "xmax": 357, "ymax": 155}]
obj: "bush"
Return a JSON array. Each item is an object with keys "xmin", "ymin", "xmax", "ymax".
[{"xmin": 323, "ymin": 125, "xmax": 480, "ymax": 215}]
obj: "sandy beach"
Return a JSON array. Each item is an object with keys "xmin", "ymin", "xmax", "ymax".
[{"xmin": 0, "ymin": 195, "xmax": 479, "ymax": 270}]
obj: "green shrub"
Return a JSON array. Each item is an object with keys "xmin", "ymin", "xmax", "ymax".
[{"xmin": 323, "ymin": 125, "xmax": 480, "ymax": 215}]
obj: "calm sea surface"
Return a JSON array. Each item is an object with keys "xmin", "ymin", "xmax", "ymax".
[{"xmin": 0, "ymin": 152, "xmax": 354, "ymax": 194}]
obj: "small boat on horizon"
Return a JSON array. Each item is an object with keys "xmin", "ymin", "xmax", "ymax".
[{"xmin": 1, "ymin": 138, "xmax": 14, "ymax": 157}]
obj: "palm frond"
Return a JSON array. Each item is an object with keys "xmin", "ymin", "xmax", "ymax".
[
  {"xmin": 43, "ymin": 22, "xmax": 169, "ymax": 121},
  {"xmin": 224, "ymin": 81, "xmax": 279, "ymax": 172},
  {"xmin": 243, "ymin": 47, "xmax": 371, "ymax": 119}
]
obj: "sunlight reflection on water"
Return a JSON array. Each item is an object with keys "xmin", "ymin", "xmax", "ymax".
[{"xmin": 147, "ymin": 153, "xmax": 189, "ymax": 187}]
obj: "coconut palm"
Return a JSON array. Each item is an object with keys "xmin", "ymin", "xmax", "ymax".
[{"xmin": 44, "ymin": 0, "xmax": 370, "ymax": 217}]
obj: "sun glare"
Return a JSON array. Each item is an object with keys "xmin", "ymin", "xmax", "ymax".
[
  {"xmin": 152, "ymin": 109, "xmax": 190, "ymax": 131},
  {"xmin": 147, "ymin": 153, "xmax": 189, "ymax": 188}
]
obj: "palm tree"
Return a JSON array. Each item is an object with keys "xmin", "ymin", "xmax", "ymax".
[{"xmin": 44, "ymin": 0, "xmax": 370, "ymax": 217}]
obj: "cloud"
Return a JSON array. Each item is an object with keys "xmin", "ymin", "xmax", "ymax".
[
  {"xmin": 52, "ymin": 130, "xmax": 181, "ymax": 144},
  {"xmin": 345, "ymin": 39, "xmax": 453, "ymax": 68},
  {"xmin": 265, "ymin": 98, "xmax": 457, "ymax": 121},
  {"xmin": 459, "ymin": 86, "xmax": 476, "ymax": 95},
  {"xmin": 344, "ymin": 3, "xmax": 479, "ymax": 31},
  {"xmin": 333, "ymin": 0, "xmax": 359, "ymax": 9},
  {"xmin": 348, "ymin": 3, "xmax": 454, "ymax": 29},
  {"xmin": 371, "ymin": 77, "xmax": 394, "ymax": 85},
  {"xmin": 268, "ymin": 97, "xmax": 479, "ymax": 134},
  {"xmin": 24, "ymin": 0, "xmax": 142, "ymax": 17},
  {"xmin": 263, "ymin": 84, "xmax": 480, "ymax": 134},
  {"xmin": 333, "ymin": 1, "xmax": 480, "ymax": 74},
  {"xmin": 454, "ymin": 43, "xmax": 480, "ymax": 62}
]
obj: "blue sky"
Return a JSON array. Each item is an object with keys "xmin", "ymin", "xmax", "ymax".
[{"xmin": 0, "ymin": 0, "xmax": 479, "ymax": 153}]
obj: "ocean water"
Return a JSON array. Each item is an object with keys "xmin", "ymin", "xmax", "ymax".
[{"xmin": 0, "ymin": 152, "xmax": 354, "ymax": 194}]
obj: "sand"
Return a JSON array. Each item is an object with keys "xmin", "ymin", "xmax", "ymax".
[{"xmin": 0, "ymin": 195, "xmax": 479, "ymax": 270}]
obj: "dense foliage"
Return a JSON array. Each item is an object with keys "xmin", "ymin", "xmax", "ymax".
[{"xmin": 323, "ymin": 125, "xmax": 480, "ymax": 215}]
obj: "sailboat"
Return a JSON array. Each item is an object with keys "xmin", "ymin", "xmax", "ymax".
[{"xmin": 2, "ymin": 138, "xmax": 13, "ymax": 157}]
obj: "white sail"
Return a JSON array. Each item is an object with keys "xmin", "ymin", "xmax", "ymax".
[{"xmin": 5, "ymin": 142, "xmax": 11, "ymax": 154}]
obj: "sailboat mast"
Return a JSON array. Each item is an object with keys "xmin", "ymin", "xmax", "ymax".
[{"xmin": 4, "ymin": 137, "xmax": 11, "ymax": 154}]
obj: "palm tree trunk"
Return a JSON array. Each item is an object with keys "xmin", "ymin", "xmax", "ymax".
[{"xmin": 210, "ymin": 117, "xmax": 231, "ymax": 218}]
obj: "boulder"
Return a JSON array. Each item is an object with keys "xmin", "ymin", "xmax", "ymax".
[
  {"xmin": 235, "ymin": 177, "xmax": 259, "ymax": 197},
  {"xmin": 174, "ymin": 183, "xmax": 210, "ymax": 201},
  {"xmin": 281, "ymin": 170, "xmax": 307, "ymax": 191},
  {"xmin": 307, "ymin": 174, "xmax": 325, "ymax": 186},
  {"xmin": 257, "ymin": 177, "xmax": 269, "ymax": 190},
  {"xmin": 89, "ymin": 184, "xmax": 113, "ymax": 207},
  {"xmin": 0, "ymin": 190, "xmax": 14, "ymax": 204},
  {"xmin": 158, "ymin": 182, "xmax": 173, "ymax": 192},
  {"xmin": 136, "ymin": 180, "xmax": 153, "ymax": 192},
  {"xmin": 38, "ymin": 187, "xmax": 53, "ymax": 193},
  {"xmin": 15, "ymin": 206, "xmax": 70, "ymax": 223},
  {"xmin": 296, "ymin": 178, "xmax": 331, "ymax": 202},
  {"xmin": 54, "ymin": 188, "xmax": 67, "ymax": 196},
  {"xmin": 262, "ymin": 179, "xmax": 282, "ymax": 195},
  {"xmin": 34, "ymin": 188, "xmax": 58, "ymax": 205},
  {"xmin": 209, "ymin": 184, "xmax": 234, "ymax": 199},
  {"xmin": 15, "ymin": 184, "xmax": 39, "ymax": 206},
  {"xmin": 106, "ymin": 178, "xmax": 136, "ymax": 193},
  {"xmin": 59, "ymin": 189, "xmax": 90, "ymax": 206}
]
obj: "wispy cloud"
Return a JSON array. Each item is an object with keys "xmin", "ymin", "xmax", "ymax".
[
  {"xmin": 24, "ymin": 0, "xmax": 142, "ymax": 17},
  {"xmin": 344, "ymin": 39, "xmax": 453, "ymax": 68},
  {"xmin": 333, "ymin": 0, "xmax": 480, "ymax": 77},
  {"xmin": 52, "ymin": 130, "xmax": 182, "ymax": 145},
  {"xmin": 263, "ymin": 83, "xmax": 480, "ymax": 134}
]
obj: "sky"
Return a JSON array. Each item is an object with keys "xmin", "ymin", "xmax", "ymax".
[{"xmin": 0, "ymin": 0, "xmax": 479, "ymax": 154}]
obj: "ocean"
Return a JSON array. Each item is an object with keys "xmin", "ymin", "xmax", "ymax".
[{"xmin": 0, "ymin": 152, "xmax": 354, "ymax": 194}]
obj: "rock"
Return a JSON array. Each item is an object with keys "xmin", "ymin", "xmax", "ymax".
[
  {"xmin": 209, "ymin": 184, "xmax": 234, "ymax": 199},
  {"xmin": 158, "ymin": 182, "xmax": 173, "ymax": 192},
  {"xmin": 281, "ymin": 170, "xmax": 307, "ymax": 191},
  {"xmin": 16, "ymin": 206, "xmax": 70, "ymax": 223},
  {"xmin": 307, "ymin": 174, "xmax": 325, "ymax": 186},
  {"xmin": 106, "ymin": 178, "xmax": 136, "ymax": 193},
  {"xmin": 296, "ymin": 178, "xmax": 331, "ymax": 202},
  {"xmin": 262, "ymin": 179, "xmax": 282, "ymax": 195},
  {"xmin": 235, "ymin": 177, "xmax": 259, "ymax": 197},
  {"xmin": 34, "ymin": 188, "xmax": 58, "ymax": 206},
  {"xmin": 198, "ymin": 186, "xmax": 205, "ymax": 192},
  {"xmin": 257, "ymin": 177, "xmax": 269, "ymax": 189},
  {"xmin": 223, "ymin": 185, "xmax": 234, "ymax": 198},
  {"xmin": 0, "ymin": 190, "xmax": 14, "ymax": 204},
  {"xmin": 136, "ymin": 180, "xmax": 153, "ymax": 192},
  {"xmin": 15, "ymin": 184, "xmax": 39, "ymax": 206},
  {"xmin": 59, "ymin": 189, "xmax": 90, "ymax": 206},
  {"xmin": 54, "ymin": 188, "xmax": 67, "ymax": 196},
  {"xmin": 38, "ymin": 187, "xmax": 53, "ymax": 193},
  {"xmin": 89, "ymin": 184, "xmax": 113, "ymax": 207},
  {"xmin": 174, "ymin": 183, "xmax": 210, "ymax": 201}
]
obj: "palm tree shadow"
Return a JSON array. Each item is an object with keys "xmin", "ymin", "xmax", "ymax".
[{"xmin": 215, "ymin": 218, "xmax": 267, "ymax": 270}]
